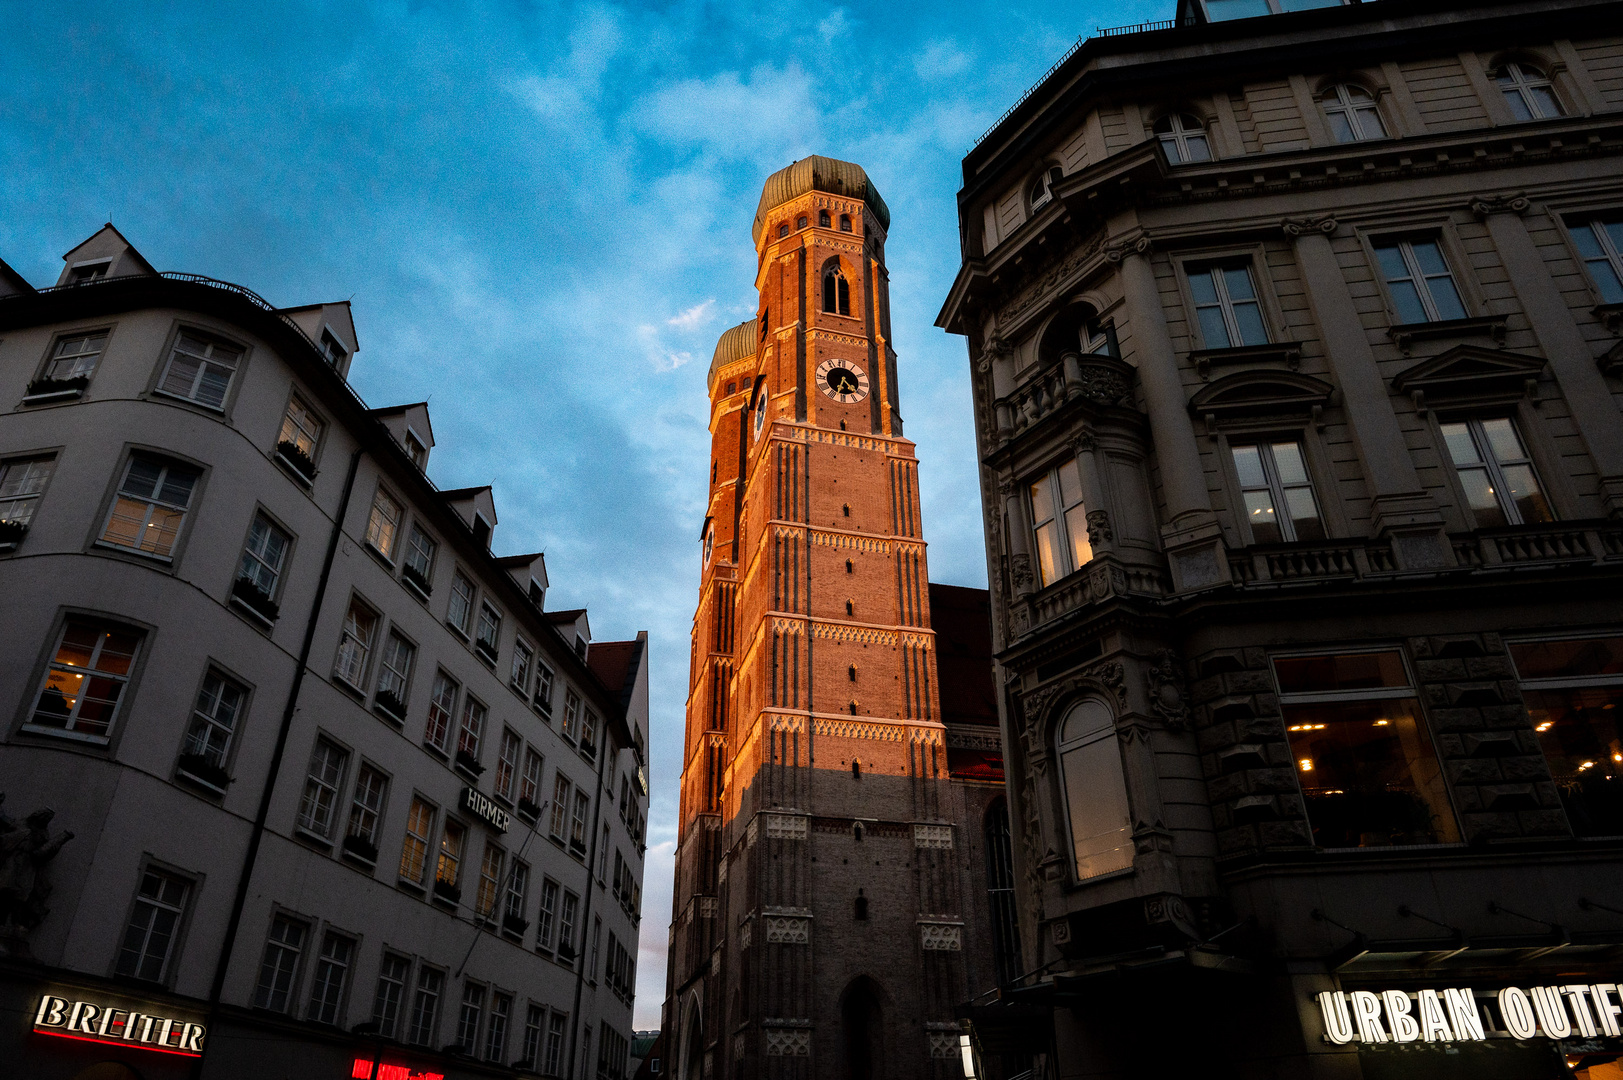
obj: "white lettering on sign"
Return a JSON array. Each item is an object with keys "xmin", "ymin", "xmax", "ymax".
[
  {"xmin": 33, "ymin": 995, "xmax": 205, "ymax": 1055},
  {"xmin": 461, "ymin": 786, "xmax": 510, "ymax": 832},
  {"xmin": 1317, "ymin": 983, "xmax": 1621, "ymax": 1044}
]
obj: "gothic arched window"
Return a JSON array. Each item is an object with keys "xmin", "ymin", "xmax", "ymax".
[
  {"xmin": 1055, "ymin": 698, "xmax": 1133, "ymax": 880},
  {"xmin": 1153, "ymin": 113, "xmax": 1212, "ymax": 163},
  {"xmin": 823, "ymin": 266, "xmax": 851, "ymax": 315}
]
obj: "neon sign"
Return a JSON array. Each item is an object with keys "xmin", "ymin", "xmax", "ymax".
[
  {"xmin": 1316, "ymin": 982, "xmax": 1623, "ymax": 1043},
  {"xmin": 33, "ymin": 995, "xmax": 205, "ymax": 1055},
  {"xmin": 351, "ymin": 1058, "xmax": 445, "ymax": 1080}
]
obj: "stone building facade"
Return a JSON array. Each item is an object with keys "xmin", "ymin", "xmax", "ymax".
[
  {"xmin": 938, "ymin": 1, "xmax": 1623, "ymax": 1077},
  {"xmin": 0, "ymin": 226, "xmax": 649, "ymax": 1080},
  {"xmin": 661, "ymin": 158, "xmax": 1014, "ymax": 1080}
]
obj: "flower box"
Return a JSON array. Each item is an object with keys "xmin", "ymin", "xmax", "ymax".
[
  {"xmin": 373, "ymin": 689, "xmax": 406, "ymax": 722},
  {"xmin": 177, "ymin": 753, "xmax": 230, "ymax": 791},
  {"xmin": 433, "ymin": 878, "xmax": 462, "ymax": 904},
  {"xmin": 517, "ymin": 796, "xmax": 542, "ymax": 820},
  {"xmin": 401, "ymin": 563, "xmax": 432, "ymax": 598},
  {"xmin": 342, "ymin": 834, "xmax": 379, "ymax": 863},
  {"xmin": 23, "ymin": 375, "xmax": 89, "ymax": 401},
  {"xmin": 503, "ymin": 913, "xmax": 530, "ymax": 937},
  {"xmin": 231, "ymin": 577, "xmax": 280, "ymax": 623},
  {"xmin": 0, "ymin": 520, "xmax": 27, "ymax": 547},
  {"xmin": 275, "ymin": 440, "xmax": 317, "ymax": 482},
  {"xmin": 455, "ymin": 749, "xmax": 485, "ymax": 776}
]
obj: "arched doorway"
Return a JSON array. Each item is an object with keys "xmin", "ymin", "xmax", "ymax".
[
  {"xmin": 839, "ymin": 976, "xmax": 885, "ymax": 1080},
  {"xmin": 677, "ymin": 995, "xmax": 704, "ymax": 1080}
]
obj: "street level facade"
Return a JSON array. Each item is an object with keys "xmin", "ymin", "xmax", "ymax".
[
  {"xmin": 938, "ymin": 1, "xmax": 1623, "ymax": 1077},
  {"xmin": 0, "ymin": 227, "xmax": 649, "ymax": 1080},
  {"xmin": 662, "ymin": 158, "xmax": 1015, "ymax": 1080}
]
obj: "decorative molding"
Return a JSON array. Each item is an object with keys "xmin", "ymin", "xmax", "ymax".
[
  {"xmin": 745, "ymin": 818, "xmax": 758, "ymax": 846},
  {"xmin": 1190, "ymin": 341, "xmax": 1303, "ymax": 380},
  {"xmin": 764, "ymin": 916, "xmax": 811, "ymax": 944},
  {"xmin": 1087, "ymin": 660, "xmax": 1129, "ymax": 711},
  {"xmin": 996, "ymin": 228, "xmax": 1110, "ymax": 326},
  {"xmin": 927, "ymin": 1032, "xmax": 960, "ymax": 1059},
  {"xmin": 699, "ymin": 896, "xmax": 718, "ymax": 918},
  {"xmin": 711, "ymin": 949, "xmax": 722, "ymax": 975},
  {"xmin": 764, "ymin": 1028, "xmax": 812, "ymax": 1057},
  {"xmin": 1388, "ymin": 314, "xmax": 1508, "ymax": 353},
  {"xmin": 1102, "ymin": 233, "xmax": 1153, "ymax": 263},
  {"xmin": 1146, "ymin": 650, "xmax": 1190, "ymax": 731},
  {"xmin": 1085, "ymin": 509, "xmax": 1113, "ymax": 547},
  {"xmin": 739, "ymin": 919, "xmax": 752, "ymax": 949},
  {"xmin": 913, "ymin": 824, "xmax": 954, "ymax": 850},
  {"xmin": 1391, "ymin": 343, "xmax": 1546, "ymax": 413},
  {"xmin": 1469, "ymin": 192, "xmax": 1531, "ymax": 219},
  {"xmin": 919, "ymin": 921, "xmax": 964, "ymax": 951},
  {"xmin": 812, "ymin": 717, "xmax": 906, "ymax": 742},
  {"xmin": 1050, "ymin": 918, "xmax": 1072, "ymax": 945},
  {"xmin": 1280, "ymin": 215, "xmax": 1337, "ymax": 237},
  {"xmin": 763, "ymin": 814, "xmax": 809, "ymax": 840},
  {"xmin": 808, "ymin": 530, "xmax": 894, "ymax": 554},
  {"xmin": 944, "ymin": 726, "xmax": 1002, "ymax": 751}
]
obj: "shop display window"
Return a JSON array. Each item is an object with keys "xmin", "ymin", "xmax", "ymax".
[{"xmin": 1509, "ymin": 636, "xmax": 1623, "ymax": 837}]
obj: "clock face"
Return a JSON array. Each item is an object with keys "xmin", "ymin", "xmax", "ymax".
[{"xmin": 816, "ymin": 358, "xmax": 869, "ymax": 403}]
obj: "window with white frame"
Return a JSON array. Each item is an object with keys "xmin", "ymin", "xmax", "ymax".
[
  {"xmin": 475, "ymin": 843, "xmax": 504, "ymax": 921},
  {"xmin": 425, "ymin": 670, "xmax": 457, "ymax": 751},
  {"xmin": 505, "ymin": 859, "xmax": 530, "ymax": 929},
  {"xmin": 1230, "ymin": 440, "xmax": 1325, "ymax": 543},
  {"xmin": 1496, "ymin": 60, "xmax": 1564, "ymax": 121},
  {"xmin": 157, "ymin": 330, "xmax": 244, "ymax": 409},
  {"xmin": 1028, "ymin": 458, "xmax": 1090, "ymax": 588},
  {"xmin": 254, "ymin": 913, "xmax": 309, "ymax": 1012},
  {"xmin": 181, "ymin": 668, "xmax": 246, "ymax": 779},
  {"xmin": 520, "ymin": 748, "xmax": 545, "ymax": 812},
  {"xmin": 1274, "ymin": 651, "xmax": 1459, "ymax": 847},
  {"xmin": 495, "ymin": 729, "xmax": 522, "ymax": 801},
  {"xmin": 101, "ymin": 454, "xmax": 200, "ymax": 558},
  {"xmin": 345, "ymin": 762, "xmax": 388, "ymax": 857},
  {"xmin": 522, "ymin": 1004, "xmax": 545, "ymax": 1067},
  {"xmin": 277, "ymin": 396, "xmax": 323, "ymax": 478},
  {"xmin": 545, "ymin": 1010, "xmax": 567, "ymax": 1074},
  {"xmin": 297, "ymin": 737, "xmax": 349, "ymax": 840},
  {"xmin": 558, "ymin": 890, "xmax": 581, "ymax": 960},
  {"xmin": 42, "ymin": 330, "xmax": 108, "ymax": 382},
  {"xmin": 408, "ymin": 967, "xmax": 444, "ymax": 1046},
  {"xmin": 399, "ymin": 796, "xmax": 436, "ymax": 885},
  {"xmin": 405, "ymin": 431, "xmax": 428, "ymax": 469},
  {"xmin": 1153, "ymin": 113, "xmax": 1211, "ymax": 163},
  {"xmin": 1508, "ymin": 636, "xmax": 1623, "ymax": 837},
  {"xmin": 403, "ymin": 524, "xmax": 437, "ymax": 596},
  {"xmin": 1321, "ymin": 83, "xmax": 1387, "ymax": 142},
  {"xmin": 562, "ymin": 689, "xmax": 582, "ymax": 741},
  {"xmin": 534, "ymin": 662, "xmax": 555, "ymax": 714},
  {"xmin": 237, "ymin": 512, "xmax": 290, "ymax": 608},
  {"xmin": 0, "ymin": 454, "xmax": 56, "ymax": 533},
  {"xmin": 1029, "ymin": 164, "xmax": 1063, "ymax": 211},
  {"xmin": 550, "ymin": 775, "xmax": 572, "ymax": 839},
  {"xmin": 1440, "ymin": 417, "xmax": 1553, "ymax": 528},
  {"xmin": 1187, "ymin": 262, "xmax": 1268, "ymax": 348},
  {"xmin": 1374, "ymin": 238, "xmax": 1467, "ymax": 324},
  {"xmin": 437, "ymin": 819, "xmax": 466, "ymax": 895},
  {"xmin": 374, "ymin": 632, "xmax": 414, "ymax": 718},
  {"xmin": 1056, "ymin": 699, "xmax": 1133, "ymax": 880},
  {"xmin": 365, "ymin": 488, "xmax": 404, "ymax": 561},
  {"xmin": 580, "ymin": 710, "xmax": 599, "ymax": 761},
  {"xmin": 537, "ymin": 878, "xmax": 560, "ymax": 950},
  {"xmin": 307, "ymin": 931, "xmax": 355, "ymax": 1025},
  {"xmin": 1566, "ymin": 215, "xmax": 1623, "ymax": 304},
  {"xmin": 570, "ymin": 791, "xmax": 590, "ymax": 851},
  {"xmin": 319, "ymin": 329, "xmax": 348, "ymax": 367},
  {"xmin": 448, "ymin": 572, "xmax": 475, "ymax": 636},
  {"xmin": 512, "ymin": 638, "xmax": 534, "ymax": 693},
  {"xmin": 372, "ymin": 952, "xmax": 411, "ymax": 1038},
  {"xmin": 476, "ymin": 601, "xmax": 502, "ymax": 662},
  {"xmin": 28, "ymin": 618, "xmax": 142, "ymax": 740},
  {"xmin": 457, "ymin": 697, "xmax": 487, "ymax": 767},
  {"xmin": 333, "ymin": 598, "xmax": 377, "ymax": 689},
  {"xmin": 115, "ymin": 869, "xmax": 190, "ymax": 982},
  {"xmin": 486, "ymin": 992, "xmax": 511, "ymax": 1064}
]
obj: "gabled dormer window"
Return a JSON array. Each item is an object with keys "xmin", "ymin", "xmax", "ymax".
[
  {"xmin": 405, "ymin": 431, "xmax": 427, "ymax": 469},
  {"xmin": 68, "ymin": 260, "xmax": 111, "ymax": 284},
  {"xmin": 319, "ymin": 329, "xmax": 348, "ymax": 367}
]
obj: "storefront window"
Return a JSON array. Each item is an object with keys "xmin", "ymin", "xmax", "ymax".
[
  {"xmin": 1274, "ymin": 651, "xmax": 1459, "ymax": 848},
  {"xmin": 1055, "ymin": 698, "xmax": 1133, "ymax": 880},
  {"xmin": 1509, "ymin": 636, "xmax": 1623, "ymax": 836}
]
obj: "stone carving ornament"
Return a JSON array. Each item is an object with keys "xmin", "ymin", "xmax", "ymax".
[
  {"xmin": 1085, "ymin": 509, "xmax": 1113, "ymax": 547},
  {"xmin": 1469, "ymin": 192, "xmax": 1531, "ymax": 218},
  {"xmin": 1280, "ymin": 216, "xmax": 1338, "ymax": 237},
  {"xmin": 0, "ymin": 796, "xmax": 74, "ymax": 951},
  {"xmin": 1145, "ymin": 650, "xmax": 1191, "ymax": 730}
]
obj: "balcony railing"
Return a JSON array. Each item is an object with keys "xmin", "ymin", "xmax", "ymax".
[
  {"xmin": 1452, "ymin": 524, "xmax": 1621, "ymax": 568},
  {"xmin": 992, "ymin": 355, "xmax": 1135, "ymax": 446}
]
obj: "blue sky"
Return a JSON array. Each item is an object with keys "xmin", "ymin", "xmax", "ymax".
[{"xmin": 5, "ymin": 0, "xmax": 1166, "ymax": 1026}]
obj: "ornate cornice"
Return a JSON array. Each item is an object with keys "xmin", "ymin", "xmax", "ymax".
[{"xmin": 1470, "ymin": 192, "xmax": 1532, "ymax": 219}]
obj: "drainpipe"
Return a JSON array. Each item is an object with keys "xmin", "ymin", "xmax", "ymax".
[
  {"xmin": 194, "ymin": 446, "xmax": 363, "ymax": 1075},
  {"xmin": 566, "ymin": 726, "xmax": 613, "ymax": 1079}
]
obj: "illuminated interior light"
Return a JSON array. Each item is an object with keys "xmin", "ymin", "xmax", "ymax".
[
  {"xmin": 1612, "ymin": 753, "xmax": 1621, "ymax": 762},
  {"xmin": 1373, "ymin": 719, "xmax": 1390, "ymax": 726},
  {"xmin": 1535, "ymin": 722, "xmax": 1553, "ymax": 732},
  {"xmin": 1580, "ymin": 761, "xmax": 1596, "ymax": 771},
  {"xmin": 1299, "ymin": 758, "xmax": 1314, "ymax": 772}
]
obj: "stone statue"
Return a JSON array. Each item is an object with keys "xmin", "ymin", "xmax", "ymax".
[{"xmin": 0, "ymin": 802, "xmax": 74, "ymax": 948}]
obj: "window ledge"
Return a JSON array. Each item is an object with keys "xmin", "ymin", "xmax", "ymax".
[
  {"xmin": 229, "ymin": 593, "xmax": 278, "ymax": 630},
  {"xmin": 402, "ymin": 574, "xmax": 432, "ymax": 603},
  {"xmin": 20, "ymin": 723, "xmax": 110, "ymax": 746},
  {"xmin": 364, "ymin": 543, "xmax": 396, "ymax": 568},
  {"xmin": 293, "ymin": 827, "xmax": 335, "ymax": 851},
  {"xmin": 21, "ymin": 388, "xmax": 84, "ymax": 405},
  {"xmin": 151, "ymin": 388, "xmax": 227, "ymax": 413},
  {"xmin": 91, "ymin": 540, "xmax": 174, "ymax": 564},
  {"xmin": 1388, "ymin": 315, "xmax": 1506, "ymax": 352},
  {"xmin": 422, "ymin": 741, "xmax": 450, "ymax": 761},
  {"xmin": 372, "ymin": 702, "xmax": 406, "ymax": 727},
  {"xmin": 397, "ymin": 878, "xmax": 426, "ymax": 896},
  {"xmin": 331, "ymin": 675, "xmax": 367, "ymax": 700},
  {"xmin": 446, "ymin": 621, "xmax": 471, "ymax": 642},
  {"xmin": 274, "ymin": 450, "xmax": 316, "ymax": 488},
  {"xmin": 174, "ymin": 766, "xmax": 229, "ymax": 797},
  {"xmin": 1189, "ymin": 342, "xmax": 1302, "ymax": 379}
]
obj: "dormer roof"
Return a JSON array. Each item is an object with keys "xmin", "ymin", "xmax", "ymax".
[
  {"xmin": 370, "ymin": 401, "xmax": 435, "ymax": 467},
  {"xmin": 442, "ymin": 486, "xmax": 497, "ymax": 548},
  {"xmin": 0, "ymin": 257, "xmax": 35, "ymax": 298},
  {"xmin": 282, "ymin": 302, "xmax": 359, "ymax": 379},
  {"xmin": 752, "ymin": 156, "xmax": 890, "ymax": 246},
  {"xmin": 57, "ymin": 224, "xmax": 158, "ymax": 286}
]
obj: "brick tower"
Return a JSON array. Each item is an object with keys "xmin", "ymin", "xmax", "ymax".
[{"xmin": 663, "ymin": 158, "xmax": 1004, "ymax": 1080}]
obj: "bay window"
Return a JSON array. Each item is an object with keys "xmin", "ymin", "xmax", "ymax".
[
  {"xmin": 1055, "ymin": 698, "xmax": 1133, "ymax": 880},
  {"xmin": 1028, "ymin": 458, "xmax": 1091, "ymax": 587}
]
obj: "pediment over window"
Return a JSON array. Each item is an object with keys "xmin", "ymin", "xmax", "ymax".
[
  {"xmin": 1391, "ymin": 345, "xmax": 1546, "ymax": 412},
  {"xmin": 1188, "ymin": 370, "xmax": 1335, "ymax": 423}
]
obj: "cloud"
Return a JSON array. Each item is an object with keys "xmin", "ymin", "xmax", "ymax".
[
  {"xmin": 818, "ymin": 8, "xmax": 850, "ymax": 41},
  {"xmin": 915, "ymin": 38, "xmax": 973, "ymax": 81},
  {"xmin": 632, "ymin": 63, "xmax": 819, "ymax": 160},
  {"xmin": 667, "ymin": 298, "xmax": 715, "ymax": 331}
]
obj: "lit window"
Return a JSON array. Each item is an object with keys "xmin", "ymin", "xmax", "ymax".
[
  {"xmin": 1230, "ymin": 441, "xmax": 1324, "ymax": 543},
  {"xmin": 1321, "ymin": 84, "xmax": 1387, "ymax": 142},
  {"xmin": 254, "ymin": 914, "xmax": 308, "ymax": 1012},
  {"xmin": 297, "ymin": 736, "xmax": 349, "ymax": 839},
  {"xmin": 512, "ymin": 637, "xmax": 534, "ymax": 694},
  {"xmin": 1496, "ymin": 61, "xmax": 1564, "ymax": 121},
  {"xmin": 180, "ymin": 668, "xmax": 246, "ymax": 783},
  {"xmin": 403, "ymin": 523, "xmax": 437, "ymax": 596},
  {"xmin": 372, "ymin": 953, "xmax": 411, "ymax": 1038},
  {"xmin": 28, "ymin": 618, "xmax": 141, "ymax": 741},
  {"xmin": 1187, "ymin": 262, "xmax": 1268, "ymax": 348},
  {"xmin": 476, "ymin": 601, "xmax": 502, "ymax": 663},
  {"xmin": 486, "ymin": 992, "xmax": 512, "ymax": 1064},
  {"xmin": 1028, "ymin": 458, "xmax": 1091, "ymax": 587},
  {"xmin": 237, "ymin": 513, "xmax": 290, "ymax": 609},
  {"xmin": 1029, "ymin": 164, "xmax": 1063, "ymax": 211},
  {"xmin": 550, "ymin": 775, "xmax": 572, "ymax": 840},
  {"xmin": 101, "ymin": 454, "xmax": 200, "ymax": 558},
  {"xmin": 580, "ymin": 710, "xmax": 600, "ymax": 761},
  {"xmin": 1566, "ymin": 215, "xmax": 1623, "ymax": 304},
  {"xmin": 1154, "ymin": 113, "xmax": 1211, "ymax": 163},
  {"xmin": 563, "ymin": 689, "xmax": 582, "ymax": 741},
  {"xmin": 333, "ymin": 598, "xmax": 377, "ymax": 689},
  {"xmin": 1375, "ymin": 239, "xmax": 1467, "ymax": 324},
  {"xmin": 475, "ymin": 844, "xmax": 504, "ymax": 921},
  {"xmin": 424, "ymin": 670, "xmax": 458, "ymax": 752},
  {"xmin": 437, "ymin": 819, "xmax": 466, "ymax": 896},
  {"xmin": 114, "ymin": 869, "xmax": 190, "ymax": 982},
  {"xmin": 408, "ymin": 967, "xmax": 444, "ymax": 1047},
  {"xmin": 1509, "ymin": 637, "xmax": 1623, "ymax": 837},
  {"xmin": 495, "ymin": 728, "xmax": 522, "ymax": 800},
  {"xmin": 1441, "ymin": 417, "xmax": 1553, "ymax": 527},
  {"xmin": 1274, "ymin": 651, "xmax": 1459, "ymax": 847},
  {"xmin": 345, "ymin": 763, "xmax": 389, "ymax": 856},
  {"xmin": 277, "ymin": 397, "xmax": 323, "ymax": 478},
  {"xmin": 448, "ymin": 571, "xmax": 476, "ymax": 636},
  {"xmin": 43, "ymin": 331, "xmax": 108, "ymax": 381},
  {"xmin": 365, "ymin": 489, "xmax": 403, "ymax": 560},
  {"xmin": 1056, "ymin": 699, "xmax": 1133, "ymax": 879},
  {"xmin": 157, "ymin": 330, "xmax": 243, "ymax": 409},
  {"xmin": 822, "ymin": 265, "xmax": 851, "ymax": 316},
  {"xmin": 0, "ymin": 454, "xmax": 57, "ymax": 534},
  {"xmin": 399, "ymin": 796, "xmax": 436, "ymax": 885},
  {"xmin": 458, "ymin": 697, "xmax": 487, "ymax": 768},
  {"xmin": 374, "ymin": 632, "xmax": 414, "ymax": 718},
  {"xmin": 307, "ymin": 931, "xmax": 355, "ymax": 1025}
]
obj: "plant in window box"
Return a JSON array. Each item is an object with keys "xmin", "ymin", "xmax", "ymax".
[
  {"xmin": 556, "ymin": 941, "xmax": 576, "ymax": 962},
  {"xmin": 177, "ymin": 753, "xmax": 230, "ymax": 791},
  {"xmin": 24, "ymin": 375, "xmax": 90, "ymax": 399},
  {"xmin": 455, "ymin": 748, "xmax": 486, "ymax": 775},
  {"xmin": 0, "ymin": 520, "xmax": 27, "ymax": 547},
  {"xmin": 401, "ymin": 563, "xmax": 432, "ymax": 597},
  {"xmin": 517, "ymin": 796, "xmax": 542, "ymax": 820},
  {"xmin": 433, "ymin": 878, "xmax": 462, "ymax": 904},
  {"xmin": 373, "ymin": 688, "xmax": 406, "ymax": 721},
  {"xmin": 342, "ymin": 834, "xmax": 379, "ymax": 863},
  {"xmin": 475, "ymin": 638, "xmax": 498, "ymax": 665},
  {"xmin": 231, "ymin": 576, "xmax": 280, "ymax": 622},
  {"xmin": 275, "ymin": 439, "xmax": 316, "ymax": 481},
  {"xmin": 503, "ymin": 912, "xmax": 530, "ymax": 937}
]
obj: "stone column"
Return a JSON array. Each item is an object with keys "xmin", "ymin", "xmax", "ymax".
[
  {"xmin": 1110, "ymin": 237, "xmax": 1228, "ymax": 590},
  {"xmin": 1001, "ymin": 478, "xmax": 1036, "ymax": 599},
  {"xmin": 1288, "ymin": 218, "xmax": 1452, "ymax": 568},
  {"xmin": 1474, "ymin": 194, "xmax": 1623, "ymax": 516},
  {"xmin": 1068, "ymin": 430, "xmax": 1116, "ymax": 560}
]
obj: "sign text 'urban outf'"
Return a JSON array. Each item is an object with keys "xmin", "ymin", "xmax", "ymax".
[{"xmin": 1317, "ymin": 982, "xmax": 1623, "ymax": 1044}]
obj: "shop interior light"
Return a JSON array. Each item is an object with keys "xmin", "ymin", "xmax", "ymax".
[
  {"xmin": 1535, "ymin": 722, "xmax": 1554, "ymax": 732},
  {"xmin": 1288, "ymin": 723, "xmax": 1326, "ymax": 731},
  {"xmin": 1299, "ymin": 758, "xmax": 1314, "ymax": 772},
  {"xmin": 959, "ymin": 1034, "xmax": 977, "ymax": 1079},
  {"xmin": 1373, "ymin": 719, "xmax": 1390, "ymax": 726},
  {"xmin": 1579, "ymin": 761, "xmax": 1596, "ymax": 771}
]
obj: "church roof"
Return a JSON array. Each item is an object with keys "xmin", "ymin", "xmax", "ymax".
[
  {"xmin": 707, "ymin": 319, "xmax": 756, "ymax": 392},
  {"xmin": 751, "ymin": 156, "xmax": 890, "ymax": 245}
]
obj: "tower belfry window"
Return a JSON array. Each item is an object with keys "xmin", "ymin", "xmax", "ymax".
[
  {"xmin": 840, "ymin": 214, "xmax": 852, "ymax": 232},
  {"xmin": 823, "ymin": 267, "xmax": 851, "ymax": 316},
  {"xmin": 819, "ymin": 210, "xmax": 830, "ymax": 227}
]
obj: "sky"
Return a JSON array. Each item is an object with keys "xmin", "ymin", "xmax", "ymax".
[{"xmin": 4, "ymin": 0, "xmax": 1166, "ymax": 1029}]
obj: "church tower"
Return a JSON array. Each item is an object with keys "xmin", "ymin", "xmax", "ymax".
[{"xmin": 664, "ymin": 158, "xmax": 1004, "ymax": 1080}]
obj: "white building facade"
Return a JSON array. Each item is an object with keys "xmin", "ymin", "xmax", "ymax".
[{"xmin": 0, "ymin": 226, "xmax": 649, "ymax": 1080}]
